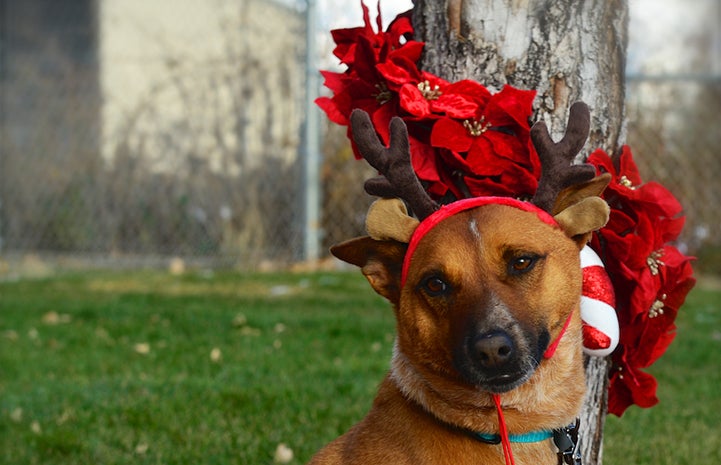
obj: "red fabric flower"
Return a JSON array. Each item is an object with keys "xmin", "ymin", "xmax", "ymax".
[
  {"xmin": 589, "ymin": 146, "xmax": 695, "ymax": 416},
  {"xmin": 316, "ymin": 35, "xmax": 403, "ymax": 147},
  {"xmin": 608, "ymin": 357, "xmax": 660, "ymax": 413},
  {"xmin": 329, "ymin": 2, "xmax": 415, "ymax": 67},
  {"xmin": 428, "ymin": 85, "xmax": 538, "ymax": 198},
  {"xmin": 315, "ymin": 2, "xmax": 421, "ymax": 150},
  {"xmin": 430, "ymin": 85, "xmax": 534, "ymax": 169},
  {"xmin": 399, "ymin": 77, "xmax": 482, "ymax": 119}
]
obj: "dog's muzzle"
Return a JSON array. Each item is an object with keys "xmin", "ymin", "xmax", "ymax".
[{"xmin": 454, "ymin": 328, "xmax": 543, "ymax": 393}]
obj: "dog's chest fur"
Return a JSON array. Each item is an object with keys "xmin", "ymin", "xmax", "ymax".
[{"xmin": 310, "ymin": 376, "xmax": 564, "ymax": 465}]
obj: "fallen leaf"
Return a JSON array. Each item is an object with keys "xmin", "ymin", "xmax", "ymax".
[
  {"xmin": 274, "ymin": 443, "xmax": 294, "ymax": 463},
  {"xmin": 240, "ymin": 327, "xmax": 261, "ymax": 337},
  {"xmin": 10, "ymin": 407, "xmax": 23, "ymax": 423},
  {"xmin": 31, "ymin": 421, "xmax": 42, "ymax": 434},
  {"xmin": 269, "ymin": 285, "xmax": 292, "ymax": 297},
  {"xmin": 168, "ymin": 257, "xmax": 185, "ymax": 275},
  {"xmin": 135, "ymin": 443, "xmax": 149, "ymax": 454},
  {"xmin": 232, "ymin": 313, "xmax": 248, "ymax": 327},
  {"xmin": 42, "ymin": 311, "xmax": 72, "ymax": 325},
  {"xmin": 134, "ymin": 343, "xmax": 151, "ymax": 355},
  {"xmin": 56, "ymin": 409, "xmax": 74, "ymax": 425}
]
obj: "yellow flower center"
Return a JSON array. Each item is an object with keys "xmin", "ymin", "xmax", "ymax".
[
  {"xmin": 619, "ymin": 175, "xmax": 636, "ymax": 189},
  {"xmin": 463, "ymin": 117, "xmax": 491, "ymax": 136},
  {"xmin": 647, "ymin": 249, "xmax": 665, "ymax": 276},
  {"xmin": 417, "ymin": 80, "xmax": 442, "ymax": 100},
  {"xmin": 648, "ymin": 294, "xmax": 667, "ymax": 318}
]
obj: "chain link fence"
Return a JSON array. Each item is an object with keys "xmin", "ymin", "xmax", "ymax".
[
  {"xmin": 626, "ymin": 77, "xmax": 721, "ymax": 273},
  {"xmin": 1, "ymin": 0, "xmax": 719, "ymax": 273},
  {"xmin": 1, "ymin": 0, "xmax": 311, "ymax": 269}
]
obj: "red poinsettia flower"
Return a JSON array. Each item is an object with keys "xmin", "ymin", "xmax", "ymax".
[
  {"xmin": 588, "ymin": 146, "xmax": 683, "ymax": 221},
  {"xmin": 329, "ymin": 2, "xmax": 415, "ymax": 67},
  {"xmin": 608, "ymin": 355, "xmax": 660, "ymax": 415},
  {"xmin": 397, "ymin": 76, "xmax": 484, "ymax": 120},
  {"xmin": 396, "ymin": 79, "xmax": 500, "ymax": 199},
  {"xmin": 589, "ymin": 145, "xmax": 695, "ymax": 416},
  {"xmin": 316, "ymin": 39, "xmax": 401, "ymax": 151},
  {"xmin": 316, "ymin": 3, "xmax": 422, "ymax": 153},
  {"xmin": 316, "ymin": 2, "xmax": 540, "ymax": 200},
  {"xmin": 627, "ymin": 242, "xmax": 692, "ymax": 321},
  {"xmin": 609, "ymin": 253, "xmax": 694, "ymax": 417},
  {"xmin": 429, "ymin": 85, "xmax": 536, "ymax": 172}
]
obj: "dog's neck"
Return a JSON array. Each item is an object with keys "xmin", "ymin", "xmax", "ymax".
[{"xmin": 389, "ymin": 322, "xmax": 585, "ymax": 436}]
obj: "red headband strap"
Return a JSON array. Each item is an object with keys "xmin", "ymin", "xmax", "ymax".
[{"xmin": 400, "ymin": 197, "xmax": 558, "ymax": 288}]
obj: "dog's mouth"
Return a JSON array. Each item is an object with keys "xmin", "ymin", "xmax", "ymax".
[
  {"xmin": 478, "ymin": 370, "xmax": 535, "ymax": 393},
  {"xmin": 454, "ymin": 354, "xmax": 540, "ymax": 393}
]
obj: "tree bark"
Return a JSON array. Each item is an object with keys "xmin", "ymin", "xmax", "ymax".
[
  {"xmin": 413, "ymin": 1, "xmax": 628, "ymax": 463},
  {"xmin": 414, "ymin": 0, "xmax": 627, "ymax": 154}
]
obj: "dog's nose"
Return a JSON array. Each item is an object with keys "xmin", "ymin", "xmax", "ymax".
[{"xmin": 472, "ymin": 331, "xmax": 515, "ymax": 369}]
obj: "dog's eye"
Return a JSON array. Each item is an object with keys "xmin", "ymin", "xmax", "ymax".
[
  {"xmin": 508, "ymin": 255, "xmax": 539, "ymax": 275},
  {"xmin": 421, "ymin": 276, "xmax": 449, "ymax": 296}
]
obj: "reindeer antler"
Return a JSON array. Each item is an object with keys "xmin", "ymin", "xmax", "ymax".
[
  {"xmin": 350, "ymin": 109, "xmax": 439, "ymax": 220},
  {"xmin": 530, "ymin": 102, "xmax": 597, "ymax": 214}
]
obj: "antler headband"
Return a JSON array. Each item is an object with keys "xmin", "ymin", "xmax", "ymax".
[{"xmin": 350, "ymin": 102, "xmax": 608, "ymax": 285}]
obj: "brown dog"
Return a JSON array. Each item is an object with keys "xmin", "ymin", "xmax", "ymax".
[{"xmin": 309, "ymin": 104, "xmax": 610, "ymax": 465}]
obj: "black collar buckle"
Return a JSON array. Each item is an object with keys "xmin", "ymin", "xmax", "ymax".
[{"xmin": 553, "ymin": 419, "xmax": 582, "ymax": 465}]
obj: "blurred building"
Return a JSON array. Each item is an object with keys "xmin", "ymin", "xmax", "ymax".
[{"xmin": 0, "ymin": 0, "xmax": 305, "ymax": 259}]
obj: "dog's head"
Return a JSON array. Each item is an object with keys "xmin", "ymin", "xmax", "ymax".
[
  {"xmin": 333, "ymin": 196, "xmax": 607, "ymax": 393},
  {"xmin": 332, "ymin": 104, "xmax": 610, "ymax": 398}
]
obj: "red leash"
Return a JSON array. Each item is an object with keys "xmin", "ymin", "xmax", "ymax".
[
  {"xmin": 492, "ymin": 393, "xmax": 516, "ymax": 465},
  {"xmin": 542, "ymin": 310, "xmax": 574, "ymax": 359}
]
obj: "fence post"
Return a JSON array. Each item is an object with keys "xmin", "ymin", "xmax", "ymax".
[{"xmin": 302, "ymin": 0, "xmax": 321, "ymax": 263}]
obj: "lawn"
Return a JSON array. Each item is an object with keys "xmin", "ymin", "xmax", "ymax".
[{"xmin": 0, "ymin": 270, "xmax": 719, "ymax": 464}]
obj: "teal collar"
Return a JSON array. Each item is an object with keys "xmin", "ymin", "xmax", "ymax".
[{"xmin": 474, "ymin": 430, "xmax": 553, "ymax": 444}]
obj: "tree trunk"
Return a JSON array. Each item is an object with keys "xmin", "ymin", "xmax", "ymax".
[{"xmin": 413, "ymin": 1, "xmax": 628, "ymax": 463}]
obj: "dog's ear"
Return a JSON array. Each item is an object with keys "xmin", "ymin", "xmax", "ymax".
[
  {"xmin": 331, "ymin": 237, "xmax": 407, "ymax": 304},
  {"xmin": 365, "ymin": 198, "xmax": 420, "ymax": 243},
  {"xmin": 552, "ymin": 173, "xmax": 611, "ymax": 248}
]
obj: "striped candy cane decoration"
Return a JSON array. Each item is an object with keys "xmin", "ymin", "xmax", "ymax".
[{"xmin": 580, "ymin": 245, "xmax": 619, "ymax": 357}]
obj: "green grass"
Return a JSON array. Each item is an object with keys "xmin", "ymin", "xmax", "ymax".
[{"xmin": 0, "ymin": 270, "xmax": 719, "ymax": 464}]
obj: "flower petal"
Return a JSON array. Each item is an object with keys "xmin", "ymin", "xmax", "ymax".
[
  {"xmin": 430, "ymin": 118, "xmax": 473, "ymax": 152},
  {"xmin": 432, "ymin": 93, "xmax": 478, "ymax": 119},
  {"xmin": 485, "ymin": 85, "xmax": 536, "ymax": 129},
  {"xmin": 399, "ymin": 84, "xmax": 431, "ymax": 117}
]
